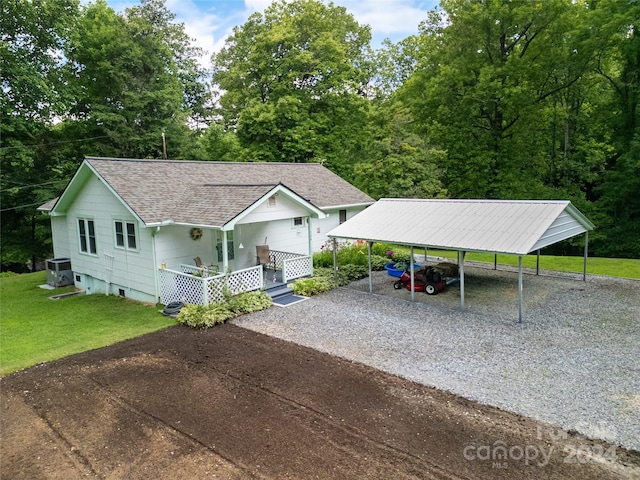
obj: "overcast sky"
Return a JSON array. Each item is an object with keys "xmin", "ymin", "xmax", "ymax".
[{"xmin": 104, "ymin": 0, "xmax": 440, "ymax": 66}]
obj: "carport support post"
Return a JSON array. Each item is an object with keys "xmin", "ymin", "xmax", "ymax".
[
  {"xmin": 410, "ymin": 246, "xmax": 415, "ymax": 302},
  {"xmin": 583, "ymin": 231, "xmax": 589, "ymax": 282},
  {"xmin": 368, "ymin": 241, "xmax": 373, "ymax": 294},
  {"xmin": 458, "ymin": 251, "xmax": 465, "ymax": 312},
  {"xmin": 332, "ymin": 238, "xmax": 338, "ymax": 284},
  {"xmin": 518, "ymin": 256, "xmax": 523, "ymax": 323},
  {"xmin": 536, "ymin": 250, "xmax": 541, "ymax": 276}
]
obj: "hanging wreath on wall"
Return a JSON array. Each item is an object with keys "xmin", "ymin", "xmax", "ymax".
[{"xmin": 189, "ymin": 227, "xmax": 203, "ymax": 241}]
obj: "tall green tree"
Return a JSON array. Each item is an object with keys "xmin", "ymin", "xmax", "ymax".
[
  {"xmin": 591, "ymin": 0, "xmax": 640, "ymax": 257},
  {"xmin": 212, "ymin": 0, "xmax": 373, "ymax": 169},
  {"xmin": 1, "ymin": 0, "xmax": 212, "ymax": 271},
  {"xmin": 66, "ymin": 0, "xmax": 209, "ymax": 159},
  {"xmin": 353, "ymin": 102, "xmax": 447, "ymax": 199},
  {"xmin": 400, "ymin": 0, "xmax": 600, "ymax": 199},
  {"xmin": 1, "ymin": 0, "xmax": 80, "ymax": 270}
]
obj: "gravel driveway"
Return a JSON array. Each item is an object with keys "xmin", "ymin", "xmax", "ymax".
[{"xmin": 233, "ymin": 264, "xmax": 640, "ymax": 452}]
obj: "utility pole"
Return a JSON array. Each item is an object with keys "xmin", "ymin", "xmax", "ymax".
[{"xmin": 162, "ymin": 132, "xmax": 167, "ymax": 159}]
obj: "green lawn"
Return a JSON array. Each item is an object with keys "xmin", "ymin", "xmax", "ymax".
[
  {"xmin": 420, "ymin": 249, "xmax": 640, "ymax": 279},
  {"xmin": 0, "ymin": 272, "xmax": 176, "ymax": 376}
]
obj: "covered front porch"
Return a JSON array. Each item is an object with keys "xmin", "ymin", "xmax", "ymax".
[
  {"xmin": 153, "ymin": 182, "xmax": 325, "ymax": 306},
  {"xmin": 158, "ymin": 248, "xmax": 312, "ymax": 306}
]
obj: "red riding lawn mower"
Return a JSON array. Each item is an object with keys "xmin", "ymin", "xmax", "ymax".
[{"xmin": 393, "ymin": 265, "xmax": 451, "ymax": 295}]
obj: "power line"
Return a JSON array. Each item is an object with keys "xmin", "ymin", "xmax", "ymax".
[
  {"xmin": 0, "ymin": 201, "xmax": 49, "ymax": 212},
  {"xmin": 0, "ymin": 180, "xmax": 66, "ymax": 190},
  {"xmin": 0, "ymin": 135, "xmax": 110, "ymax": 151}
]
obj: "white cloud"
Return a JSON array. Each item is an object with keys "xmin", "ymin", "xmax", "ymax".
[
  {"xmin": 104, "ymin": 0, "xmax": 439, "ymax": 66},
  {"xmin": 338, "ymin": 0, "xmax": 436, "ymax": 36},
  {"xmin": 164, "ymin": 0, "xmax": 229, "ymax": 66},
  {"xmin": 239, "ymin": 0, "xmax": 438, "ymax": 47},
  {"xmin": 244, "ymin": 0, "xmax": 274, "ymax": 12}
]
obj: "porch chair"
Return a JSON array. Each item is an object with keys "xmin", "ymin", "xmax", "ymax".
[
  {"xmin": 256, "ymin": 245, "xmax": 274, "ymax": 271},
  {"xmin": 194, "ymin": 256, "xmax": 218, "ymax": 276}
]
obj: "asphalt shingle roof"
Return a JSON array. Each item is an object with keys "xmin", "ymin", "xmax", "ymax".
[{"xmin": 85, "ymin": 157, "xmax": 373, "ymax": 226}]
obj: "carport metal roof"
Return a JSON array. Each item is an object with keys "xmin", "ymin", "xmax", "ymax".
[{"xmin": 327, "ymin": 199, "xmax": 595, "ymax": 322}]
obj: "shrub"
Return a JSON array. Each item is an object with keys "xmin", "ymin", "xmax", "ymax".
[
  {"xmin": 337, "ymin": 244, "xmax": 368, "ymax": 266},
  {"xmin": 371, "ymin": 242, "xmax": 396, "ymax": 257},
  {"xmin": 177, "ymin": 304, "xmax": 230, "ymax": 329},
  {"xmin": 292, "ymin": 276, "xmax": 334, "ymax": 296},
  {"xmin": 337, "ymin": 264, "xmax": 368, "ymax": 282},
  {"xmin": 226, "ymin": 290, "xmax": 273, "ymax": 314},
  {"xmin": 307, "ymin": 266, "xmax": 368, "ymax": 288},
  {"xmin": 370, "ymin": 255, "xmax": 388, "ymax": 270},
  {"xmin": 390, "ymin": 251, "xmax": 411, "ymax": 263},
  {"xmin": 307, "ymin": 242, "xmax": 395, "ymax": 292},
  {"xmin": 177, "ymin": 291, "xmax": 273, "ymax": 329},
  {"xmin": 313, "ymin": 249, "xmax": 334, "ymax": 268}
]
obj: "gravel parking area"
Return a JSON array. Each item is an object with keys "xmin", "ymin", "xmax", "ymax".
[{"xmin": 233, "ymin": 264, "xmax": 640, "ymax": 451}]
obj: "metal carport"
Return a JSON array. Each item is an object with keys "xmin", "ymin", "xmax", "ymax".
[{"xmin": 327, "ymin": 199, "xmax": 595, "ymax": 322}]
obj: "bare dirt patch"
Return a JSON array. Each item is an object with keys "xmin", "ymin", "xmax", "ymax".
[{"xmin": 2, "ymin": 324, "xmax": 638, "ymax": 479}]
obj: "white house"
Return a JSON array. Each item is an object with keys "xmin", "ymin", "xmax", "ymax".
[{"xmin": 40, "ymin": 157, "xmax": 374, "ymax": 305}]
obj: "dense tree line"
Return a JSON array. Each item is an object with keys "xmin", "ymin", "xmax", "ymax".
[{"xmin": 1, "ymin": 0, "xmax": 638, "ymax": 271}]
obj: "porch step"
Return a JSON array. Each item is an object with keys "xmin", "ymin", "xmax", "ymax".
[
  {"xmin": 265, "ymin": 284, "xmax": 308, "ymax": 307},
  {"xmin": 265, "ymin": 285, "xmax": 294, "ymax": 300}
]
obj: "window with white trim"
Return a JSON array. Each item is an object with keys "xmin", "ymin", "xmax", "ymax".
[
  {"xmin": 293, "ymin": 216, "xmax": 303, "ymax": 227},
  {"xmin": 78, "ymin": 218, "xmax": 97, "ymax": 254},
  {"xmin": 339, "ymin": 209, "xmax": 347, "ymax": 224},
  {"xmin": 114, "ymin": 220, "xmax": 138, "ymax": 250}
]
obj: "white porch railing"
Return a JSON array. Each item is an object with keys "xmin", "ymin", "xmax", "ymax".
[
  {"xmin": 159, "ymin": 264, "xmax": 263, "ymax": 306},
  {"xmin": 282, "ymin": 255, "xmax": 312, "ymax": 282}
]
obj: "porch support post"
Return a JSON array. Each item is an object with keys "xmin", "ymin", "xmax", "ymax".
[
  {"xmin": 518, "ymin": 256, "xmax": 523, "ymax": 323},
  {"xmin": 494, "ymin": 254, "xmax": 497, "ymax": 270},
  {"xmin": 307, "ymin": 217, "xmax": 313, "ymax": 277},
  {"xmin": 459, "ymin": 250, "xmax": 465, "ymax": 312},
  {"xmin": 368, "ymin": 241, "xmax": 373, "ymax": 294},
  {"xmin": 410, "ymin": 246, "xmax": 415, "ymax": 302},
  {"xmin": 536, "ymin": 249, "xmax": 540, "ymax": 275},
  {"xmin": 222, "ymin": 230, "xmax": 229, "ymax": 272},
  {"xmin": 332, "ymin": 238, "xmax": 338, "ymax": 285},
  {"xmin": 202, "ymin": 278, "xmax": 209, "ymax": 306},
  {"xmin": 583, "ymin": 231, "xmax": 589, "ymax": 282}
]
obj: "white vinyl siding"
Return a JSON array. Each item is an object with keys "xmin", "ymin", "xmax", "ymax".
[
  {"xmin": 63, "ymin": 175, "xmax": 155, "ymax": 301},
  {"xmin": 311, "ymin": 206, "xmax": 368, "ymax": 251}
]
